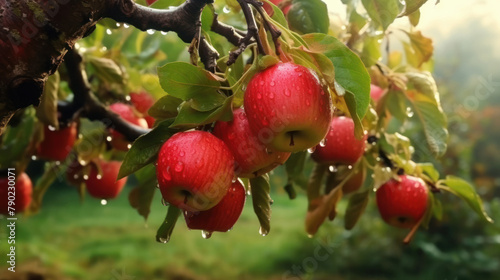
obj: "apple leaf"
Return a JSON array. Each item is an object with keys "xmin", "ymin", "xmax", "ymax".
[
  {"xmin": 88, "ymin": 56, "xmax": 125, "ymax": 84},
  {"xmin": 0, "ymin": 108, "xmax": 36, "ymax": 170},
  {"xmin": 406, "ymin": 72, "xmax": 448, "ymax": 157},
  {"xmin": 287, "ymin": 0, "xmax": 329, "ymax": 34},
  {"xmin": 442, "ymin": 176, "xmax": 493, "ymax": 223},
  {"xmin": 262, "ymin": 0, "xmax": 289, "ymax": 28},
  {"xmin": 384, "ymin": 90, "xmax": 408, "ymax": 122},
  {"xmin": 360, "ymin": 36, "xmax": 382, "ymax": 67},
  {"xmin": 361, "ymin": 0, "xmax": 400, "ymax": 31},
  {"xmin": 156, "ymin": 205, "xmax": 181, "ymax": 243},
  {"xmin": 169, "ymin": 97, "xmax": 233, "ymax": 129},
  {"xmin": 148, "ymin": 94, "xmax": 183, "ymax": 120},
  {"xmin": 250, "ymin": 174, "xmax": 272, "ymax": 236},
  {"xmin": 36, "ymin": 71, "xmax": 60, "ymax": 129},
  {"xmin": 416, "ymin": 163, "xmax": 440, "ymax": 183},
  {"xmin": 344, "ymin": 190, "xmax": 370, "ymax": 230},
  {"xmin": 403, "ymin": 30, "xmax": 434, "ymax": 67},
  {"xmin": 302, "ymin": 34, "xmax": 371, "ymax": 132},
  {"xmin": 157, "ymin": 62, "xmax": 225, "ymax": 112},
  {"xmin": 408, "ymin": 9, "xmax": 421, "ymax": 26},
  {"xmin": 118, "ymin": 119, "xmax": 177, "ymax": 179},
  {"xmin": 285, "ymin": 151, "xmax": 308, "ymax": 189},
  {"xmin": 129, "ymin": 164, "xmax": 157, "ymax": 221},
  {"xmin": 398, "ymin": 0, "xmax": 428, "ymax": 17},
  {"xmin": 75, "ymin": 120, "xmax": 107, "ymax": 165}
]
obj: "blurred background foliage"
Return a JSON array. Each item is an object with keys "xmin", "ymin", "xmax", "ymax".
[{"xmin": 2, "ymin": 0, "xmax": 500, "ymax": 279}]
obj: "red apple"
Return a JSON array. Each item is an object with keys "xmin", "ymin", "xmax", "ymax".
[
  {"xmin": 184, "ymin": 180, "xmax": 246, "ymax": 232},
  {"xmin": 263, "ymin": 0, "xmax": 292, "ymax": 16},
  {"xmin": 0, "ymin": 172, "xmax": 32, "ymax": 215},
  {"xmin": 244, "ymin": 62, "xmax": 332, "ymax": 153},
  {"xmin": 213, "ymin": 108, "xmax": 291, "ymax": 178},
  {"xmin": 376, "ymin": 175, "xmax": 429, "ymax": 228},
  {"xmin": 311, "ymin": 116, "xmax": 366, "ymax": 165},
  {"xmin": 156, "ymin": 131, "xmax": 234, "ymax": 212},
  {"xmin": 86, "ymin": 160, "xmax": 127, "ymax": 199},
  {"xmin": 370, "ymin": 84, "xmax": 385, "ymax": 103},
  {"xmin": 130, "ymin": 92, "xmax": 155, "ymax": 115},
  {"xmin": 146, "ymin": 0, "xmax": 157, "ymax": 6},
  {"xmin": 109, "ymin": 102, "xmax": 149, "ymax": 151},
  {"xmin": 36, "ymin": 122, "xmax": 78, "ymax": 161}
]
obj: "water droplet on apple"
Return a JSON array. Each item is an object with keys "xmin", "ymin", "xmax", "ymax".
[
  {"xmin": 284, "ymin": 89, "xmax": 291, "ymax": 97},
  {"xmin": 156, "ymin": 184, "xmax": 160, "ymax": 189},
  {"xmin": 127, "ymin": 144, "xmax": 132, "ymax": 150},
  {"xmin": 202, "ymin": 230, "xmax": 213, "ymax": 239},
  {"xmin": 175, "ymin": 162, "xmax": 184, "ymax": 172},
  {"xmin": 269, "ymin": 92, "xmax": 275, "ymax": 99},
  {"xmin": 179, "ymin": 151, "xmax": 185, "ymax": 157},
  {"xmin": 106, "ymin": 136, "xmax": 112, "ymax": 142},
  {"xmin": 83, "ymin": 174, "xmax": 89, "ymax": 180},
  {"xmin": 227, "ymin": 227, "xmax": 233, "ymax": 232},
  {"xmin": 48, "ymin": 125, "xmax": 56, "ymax": 131},
  {"xmin": 307, "ymin": 146, "xmax": 316, "ymax": 153},
  {"xmin": 319, "ymin": 139, "xmax": 327, "ymax": 147},
  {"xmin": 329, "ymin": 165, "xmax": 337, "ymax": 173},
  {"xmin": 259, "ymin": 80, "xmax": 264, "ymax": 86},
  {"xmin": 257, "ymin": 93, "xmax": 262, "ymax": 100},
  {"xmin": 96, "ymin": 174, "xmax": 102, "ymax": 180},
  {"xmin": 232, "ymin": 176, "xmax": 238, "ymax": 183},
  {"xmin": 270, "ymin": 81, "xmax": 275, "ymax": 87},
  {"xmin": 305, "ymin": 99, "xmax": 310, "ymax": 106},
  {"xmin": 31, "ymin": 155, "xmax": 37, "ymax": 160},
  {"xmin": 259, "ymin": 227, "xmax": 268, "ymax": 236},
  {"xmin": 101, "ymin": 199, "xmax": 108, "ymax": 205},
  {"xmin": 347, "ymin": 165, "xmax": 353, "ymax": 170},
  {"xmin": 163, "ymin": 166, "xmax": 172, "ymax": 181},
  {"xmin": 265, "ymin": 147, "xmax": 273, "ymax": 154}
]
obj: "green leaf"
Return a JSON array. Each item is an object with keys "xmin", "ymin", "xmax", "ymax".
[
  {"xmin": 148, "ymin": 95, "xmax": 183, "ymax": 120},
  {"xmin": 302, "ymin": 34, "xmax": 371, "ymax": 124},
  {"xmin": 361, "ymin": 0, "xmax": 400, "ymax": 30},
  {"xmin": 250, "ymin": 174, "xmax": 272, "ymax": 236},
  {"xmin": 403, "ymin": 30, "xmax": 434, "ymax": 67},
  {"xmin": 287, "ymin": 0, "xmax": 329, "ymax": 34},
  {"xmin": 406, "ymin": 72, "xmax": 448, "ymax": 157},
  {"xmin": 169, "ymin": 97, "xmax": 233, "ymax": 129},
  {"xmin": 443, "ymin": 176, "xmax": 493, "ymax": 223},
  {"xmin": 417, "ymin": 163, "xmax": 440, "ymax": 182},
  {"xmin": 0, "ymin": 109, "xmax": 36, "ymax": 169},
  {"xmin": 150, "ymin": 0, "xmax": 185, "ymax": 9},
  {"xmin": 156, "ymin": 205, "xmax": 181, "ymax": 243},
  {"xmin": 129, "ymin": 164, "xmax": 157, "ymax": 221},
  {"xmin": 36, "ymin": 71, "xmax": 60, "ymax": 129},
  {"xmin": 74, "ymin": 119, "xmax": 107, "ymax": 165},
  {"xmin": 384, "ymin": 90, "xmax": 408, "ymax": 122},
  {"xmin": 263, "ymin": 0, "xmax": 289, "ymax": 28},
  {"xmin": 398, "ymin": 0, "xmax": 428, "ymax": 17},
  {"xmin": 157, "ymin": 62, "xmax": 225, "ymax": 112},
  {"xmin": 285, "ymin": 151, "xmax": 307, "ymax": 188},
  {"xmin": 88, "ymin": 56, "xmax": 125, "ymax": 84},
  {"xmin": 344, "ymin": 190, "xmax": 369, "ymax": 230},
  {"xmin": 360, "ymin": 36, "xmax": 382, "ymax": 67},
  {"xmin": 408, "ymin": 9, "xmax": 421, "ymax": 26},
  {"xmin": 118, "ymin": 119, "xmax": 177, "ymax": 179}
]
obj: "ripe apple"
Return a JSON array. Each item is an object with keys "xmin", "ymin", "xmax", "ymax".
[
  {"xmin": 146, "ymin": 0, "xmax": 157, "ymax": 6},
  {"xmin": 376, "ymin": 175, "xmax": 429, "ymax": 228},
  {"xmin": 109, "ymin": 102, "xmax": 149, "ymax": 151},
  {"xmin": 36, "ymin": 122, "xmax": 78, "ymax": 161},
  {"xmin": 86, "ymin": 160, "xmax": 127, "ymax": 199},
  {"xmin": 0, "ymin": 172, "xmax": 32, "ymax": 215},
  {"xmin": 184, "ymin": 180, "xmax": 246, "ymax": 232},
  {"xmin": 244, "ymin": 62, "xmax": 332, "ymax": 153},
  {"xmin": 263, "ymin": 0, "xmax": 292, "ymax": 16},
  {"xmin": 130, "ymin": 92, "xmax": 156, "ymax": 128},
  {"xmin": 311, "ymin": 116, "xmax": 366, "ymax": 165},
  {"xmin": 156, "ymin": 131, "xmax": 235, "ymax": 212},
  {"xmin": 370, "ymin": 84, "xmax": 385, "ymax": 103},
  {"xmin": 213, "ymin": 108, "xmax": 291, "ymax": 178}
]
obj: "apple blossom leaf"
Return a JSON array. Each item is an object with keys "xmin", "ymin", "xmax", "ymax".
[
  {"xmin": 157, "ymin": 62, "xmax": 225, "ymax": 112},
  {"xmin": 36, "ymin": 71, "xmax": 60, "ymax": 129},
  {"xmin": 406, "ymin": 72, "xmax": 448, "ymax": 157},
  {"xmin": 88, "ymin": 56, "xmax": 125, "ymax": 84},
  {"xmin": 442, "ymin": 176, "xmax": 493, "ymax": 223},
  {"xmin": 287, "ymin": 0, "xmax": 329, "ymax": 34},
  {"xmin": 148, "ymin": 95, "xmax": 183, "ymax": 120},
  {"xmin": 398, "ymin": 0, "xmax": 428, "ymax": 17},
  {"xmin": 302, "ymin": 34, "xmax": 371, "ymax": 129},
  {"xmin": 0, "ymin": 108, "xmax": 36, "ymax": 170},
  {"xmin": 344, "ymin": 190, "xmax": 369, "ymax": 230},
  {"xmin": 250, "ymin": 174, "xmax": 272, "ymax": 236},
  {"xmin": 361, "ymin": 0, "xmax": 400, "ymax": 31},
  {"xmin": 169, "ymin": 97, "xmax": 233, "ymax": 129},
  {"xmin": 129, "ymin": 164, "xmax": 157, "ymax": 221},
  {"xmin": 118, "ymin": 119, "xmax": 177, "ymax": 179},
  {"xmin": 156, "ymin": 205, "xmax": 181, "ymax": 243}
]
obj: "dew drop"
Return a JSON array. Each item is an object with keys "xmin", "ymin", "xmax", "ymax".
[
  {"xmin": 175, "ymin": 162, "xmax": 184, "ymax": 172},
  {"xmin": 319, "ymin": 139, "xmax": 327, "ymax": 147},
  {"xmin": 307, "ymin": 146, "xmax": 316, "ymax": 153},
  {"xmin": 125, "ymin": 95, "xmax": 131, "ymax": 101},
  {"xmin": 284, "ymin": 89, "xmax": 291, "ymax": 97},
  {"xmin": 270, "ymin": 81, "xmax": 275, "ymax": 87},
  {"xmin": 158, "ymin": 237, "xmax": 169, "ymax": 243},
  {"xmin": 156, "ymin": 184, "xmax": 160, "ymax": 189},
  {"xmin": 147, "ymin": 29, "xmax": 155, "ymax": 35},
  {"xmin": 161, "ymin": 31, "xmax": 168, "ymax": 35},
  {"xmin": 83, "ymin": 174, "xmax": 89, "ymax": 180},
  {"xmin": 161, "ymin": 198, "xmax": 169, "ymax": 206},
  {"xmin": 123, "ymin": 24, "xmax": 130, "ymax": 29},
  {"xmin": 106, "ymin": 136, "xmax": 112, "ymax": 142},
  {"xmin": 96, "ymin": 174, "xmax": 102, "ymax": 180},
  {"xmin": 101, "ymin": 199, "xmax": 107, "ymax": 205},
  {"xmin": 406, "ymin": 107, "xmax": 414, "ymax": 118},
  {"xmin": 106, "ymin": 29, "xmax": 112, "ymax": 35},
  {"xmin": 116, "ymin": 23, "xmax": 121, "ymax": 27},
  {"xmin": 232, "ymin": 176, "xmax": 238, "ymax": 183},
  {"xmin": 305, "ymin": 99, "xmax": 311, "ymax": 106},
  {"xmin": 257, "ymin": 93, "xmax": 262, "ymax": 100},
  {"xmin": 329, "ymin": 165, "xmax": 338, "ymax": 173},
  {"xmin": 31, "ymin": 155, "xmax": 37, "ymax": 160},
  {"xmin": 222, "ymin": 6, "xmax": 231, "ymax": 13},
  {"xmin": 48, "ymin": 125, "xmax": 56, "ymax": 131},
  {"xmin": 127, "ymin": 144, "xmax": 132, "ymax": 150},
  {"xmin": 347, "ymin": 165, "xmax": 353, "ymax": 170},
  {"xmin": 179, "ymin": 151, "xmax": 185, "ymax": 157},
  {"xmin": 265, "ymin": 147, "xmax": 273, "ymax": 154},
  {"xmin": 163, "ymin": 166, "xmax": 172, "ymax": 181},
  {"xmin": 259, "ymin": 227, "xmax": 268, "ymax": 236},
  {"xmin": 80, "ymin": 160, "xmax": 87, "ymax": 166},
  {"xmin": 269, "ymin": 92, "xmax": 275, "ymax": 99},
  {"xmin": 202, "ymin": 230, "xmax": 213, "ymax": 239}
]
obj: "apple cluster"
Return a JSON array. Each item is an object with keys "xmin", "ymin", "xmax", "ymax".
[{"xmin": 156, "ymin": 62, "xmax": 336, "ymax": 234}]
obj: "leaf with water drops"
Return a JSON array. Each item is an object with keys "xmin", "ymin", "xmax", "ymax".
[
  {"xmin": 169, "ymin": 97, "xmax": 233, "ymax": 129},
  {"xmin": 148, "ymin": 94, "xmax": 183, "ymax": 121},
  {"xmin": 156, "ymin": 205, "xmax": 181, "ymax": 243},
  {"xmin": 250, "ymin": 174, "xmax": 272, "ymax": 236},
  {"xmin": 118, "ymin": 119, "xmax": 177, "ymax": 179},
  {"xmin": 344, "ymin": 190, "xmax": 369, "ymax": 230}
]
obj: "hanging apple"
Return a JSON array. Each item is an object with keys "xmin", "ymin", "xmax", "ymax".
[
  {"xmin": 0, "ymin": 172, "xmax": 33, "ymax": 215},
  {"xmin": 36, "ymin": 122, "xmax": 78, "ymax": 161},
  {"xmin": 86, "ymin": 160, "xmax": 127, "ymax": 200},
  {"xmin": 109, "ymin": 102, "xmax": 149, "ymax": 151}
]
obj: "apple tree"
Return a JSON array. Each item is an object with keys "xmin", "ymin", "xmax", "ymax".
[{"xmin": 0, "ymin": 0, "xmax": 493, "ymax": 244}]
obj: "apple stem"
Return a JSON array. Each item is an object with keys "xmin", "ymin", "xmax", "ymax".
[
  {"xmin": 403, "ymin": 216, "xmax": 424, "ymax": 244},
  {"xmin": 289, "ymin": 132, "xmax": 295, "ymax": 146}
]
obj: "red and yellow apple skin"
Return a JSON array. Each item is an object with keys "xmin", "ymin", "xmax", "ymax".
[
  {"xmin": 156, "ymin": 131, "xmax": 235, "ymax": 212},
  {"xmin": 263, "ymin": 0, "xmax": 292, "ymax": 16},
  {"xmin": 0, "ymin": 172, "xmax": 32, "ymax": 215},
  {"xmin": 36, "ymin": 123, "xmax": 78, "ymax": 161},
  {"xmin": 311, "ymin": 117, "xmax": 366, "ymax": 165},
  {"xmin": 376, "ymin": 175, "xmax": 429, "ymax": 229},
  {"xmin": 86, "ymin": 160, "xmax": 127, "ymax": 199},
  {"xmin": 213, "ymin": 108, "xmax": 290, "ymax": 178},
  {"xmin": 244, "ymin": 62, "xmax": 332, "ymax": 153},
  {"xmin": 130, "ymin": 92, "xmax": 156, "ymax": 128},
  {"xmin": 184, "ymin": 180, "xmax": 246, "ymax": 232},
  {"xmin": 109, "ymin": 103, "xmax": 149, "ymax": 151}
]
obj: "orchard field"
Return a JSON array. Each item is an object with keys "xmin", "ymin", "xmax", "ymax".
[{"xmin": 1, "ymin": 0, "xmax": 500, "ymax": 280}]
